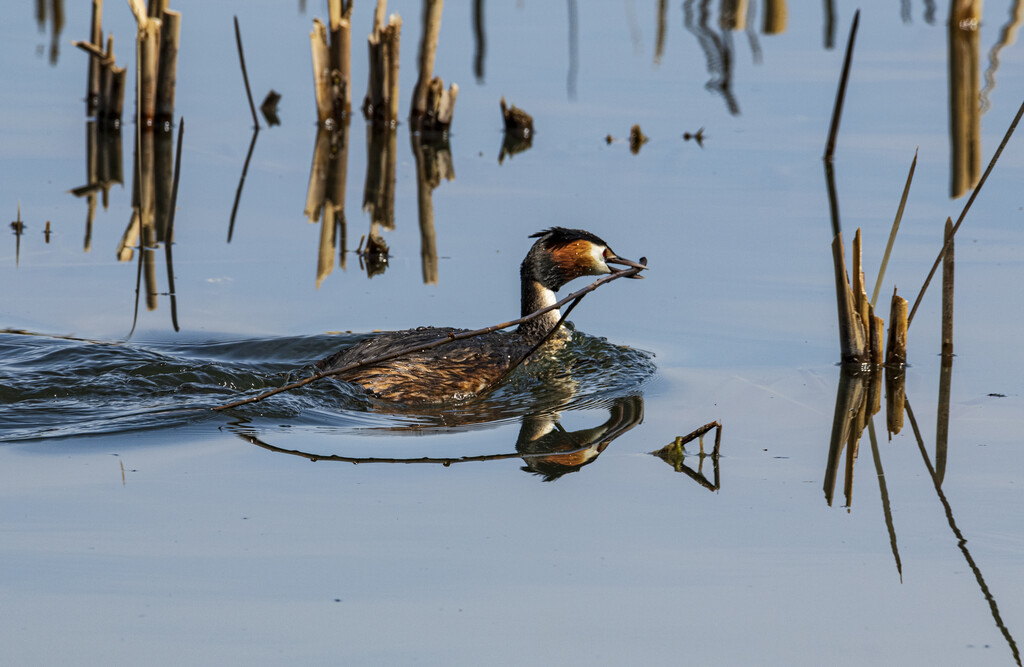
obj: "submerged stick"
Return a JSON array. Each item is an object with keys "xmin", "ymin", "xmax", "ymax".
[
  {"xmin": 908, "ymin": 95, "xmax": 1024, "ymax": 326},
  {"xmin": 212, "ymin": 261, "xmax": 648, "ymax": 411}
]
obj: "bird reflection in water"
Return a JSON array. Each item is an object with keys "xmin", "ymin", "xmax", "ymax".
[{"xmin": 230, "ymin": 395, "xmax": 645, "ymax": 482}]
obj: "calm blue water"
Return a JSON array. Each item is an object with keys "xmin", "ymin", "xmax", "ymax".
[{"xmin": 2, "ymin": 1, "xmax": 1024, "ymax": 665}]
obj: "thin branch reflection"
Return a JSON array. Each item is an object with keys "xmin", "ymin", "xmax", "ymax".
[{"xmin": 232, "ymin": 395, "xmax": 647, "ymax": 482}]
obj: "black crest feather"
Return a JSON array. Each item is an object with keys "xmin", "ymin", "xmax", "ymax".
[{"xmin": 529, "ymin": 227, "xmax": 608, "ymax": 249}]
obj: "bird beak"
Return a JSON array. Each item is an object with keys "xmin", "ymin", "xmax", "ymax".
[{"xmin": 607, "ymin": 254, "xmax": 648, "ymax": 278}]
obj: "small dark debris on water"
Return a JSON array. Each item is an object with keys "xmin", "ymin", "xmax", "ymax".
[
  {"xmin": 260, "ymin": 89, "xmax": 282, "ymax": 126},
  {"xmin": 499, "ymin": 97, "xmax": 534, "ymax": 164},
  {"xmin": 500, "ymin": 97, "xmax": 533, "ymax": 135},
  {"xmin": 357, "ymin": 232, "xmax": 389, "ymax": 278},
  {"xmin": 604, "ymin": 134, "xmax": 614, "ymax": 144},
  {"xmin": 988, "ymin": 393, "xmax": 1006, "ymax": 397},
  {"xmin": 683, "ymin": 127, "xmax": 705, "ymax": 148},
  {"xmin": 43, "ymin": 220, "xmax": 52, "ymax": 243},
  {"xmin": 629, "ymin": 124, "xmax": 648, "ymax": 154}
]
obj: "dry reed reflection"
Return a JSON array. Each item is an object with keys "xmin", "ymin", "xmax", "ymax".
[
  {"xmin": 70, "ymin": 122, "xmax": 123, "ymax": 252},
  {"xmin": 410, "ymin": 132, "xmax": 452, "ymax": 285},
  {"xmin": 305, "ymin": 121, "xmax": 351, "ymax": 287},
  {"xmin": 35, "ymin": 0, "xmax": 64, "ymax": 65},
  {"xmin": 949, "ymin": 0, "xmax": 982, "ymax": 199},
  {"xmin": 904, "ymin": 396, "xmax": 1022, "ymax": 666}
]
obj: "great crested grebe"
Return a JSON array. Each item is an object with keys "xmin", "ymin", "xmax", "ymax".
[{"xmin": 315, "ymin": 227, "xmax": 646, "ymax": 405}]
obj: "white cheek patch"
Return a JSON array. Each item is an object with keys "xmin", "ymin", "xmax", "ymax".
[{"xmin": 591, "ymin": 244, "xmax": 612, "ymax": 274}]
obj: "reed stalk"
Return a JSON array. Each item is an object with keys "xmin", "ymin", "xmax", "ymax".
[{"xmin": 871, "ymin": 149, "xmax": 917, "ymax": 308}]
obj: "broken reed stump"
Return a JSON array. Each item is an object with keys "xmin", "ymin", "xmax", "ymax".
[
  {"xmin": 833, "ymin": 228, "xmax": 909, "ymax": 367},
  {"xmin": 74, "ymin": 0, "xmax": 126, "ymax": 127},
  {"xmin": 311, "ymin": 0, "xmax": 353, "ymax": 128},
  {"xmin": 500, "ymin": 97, "xmax": 533, "ymax": 134},
  {"xmin": 885, "ymin": 288, "xmax": 908, "ymax": 366},
  {"xmin": 363, "ymin": 0, "xmax": 402, "ymax": 125},
  {"xmin": 127, "ymin": 0, "xmax": 181, "ymax": 129},
  {"xmin": 410, "ymin": 0, "xmax": 457, "ymax": 132}
]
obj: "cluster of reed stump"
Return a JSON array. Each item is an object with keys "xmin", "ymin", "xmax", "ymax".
[
  {"xmin": 822, "ymin": 8, "xmax": 1024, "ymax": 512},
  {"xmin": 310, "ymin": 0, "xmax": 456, "ymax": 132},
  {"xmin": 303, "ymin": 0, "xmax": 463, "ymax": 287}
]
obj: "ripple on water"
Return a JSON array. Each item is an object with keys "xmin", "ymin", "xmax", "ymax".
[{"xmin": 0, "ymin": 329, "xmax": 655, "ymax": 442}]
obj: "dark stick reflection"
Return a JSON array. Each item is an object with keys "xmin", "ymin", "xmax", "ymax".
[
  {"xmin": 867, "ymin": 418, "xmax": 903, "ymax": 580},
  {"xmin": 473, "ymin": 0, "xmax": 486, "ymax": 82},
  {"xmin": 231, "ymin": 395, "xmax": 646, "ymax": 482},
  {"xmin": 36, "ymin": 0, "xmax": 64, "ymax": 65},
  {"xmin": 904, "ymin": 398, "xmax": 1022, "ymax": 666},
  {"xmin": 127, "ymin": 122, "xmax": 182, "ymax": 337},
  {"xmin": 566, "ymin": 0, "xmax": 578, "ymax": 99},
  {"xmin": 227, "ymin": 129, "xmax": 259, "ymax": 243},
  {"xmin": 822, "ymin": 0, "xmax": 836, "ymax": 49}
]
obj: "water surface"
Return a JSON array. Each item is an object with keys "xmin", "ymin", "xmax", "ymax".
[{"xmin": 2, "ymin": 2, "xmax": 1024, "ymax": 665}]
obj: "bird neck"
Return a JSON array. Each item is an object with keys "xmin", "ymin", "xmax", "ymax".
[{"xmin": 517, "ymin": 278, "xmax": 563, "ymax": 343}]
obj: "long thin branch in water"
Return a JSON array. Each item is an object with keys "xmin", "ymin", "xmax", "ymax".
[
  {"xmin": 211, "ymin": 261, "xmax": 647, "ymax": 411},
  {"xmin": 908, "ymin": 95, "xmax": 1024, "ymax": 326}
]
